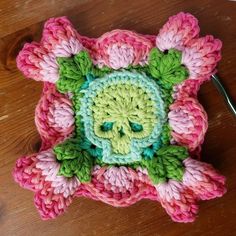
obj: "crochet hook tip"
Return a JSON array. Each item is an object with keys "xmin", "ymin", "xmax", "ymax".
[{"xmin": 211, "ymin": 74, "xmax": 236, "ymax": 117}]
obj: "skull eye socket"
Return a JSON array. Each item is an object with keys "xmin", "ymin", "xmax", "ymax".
[
  {"xmin": 101, "ymin": 122, "xmax": 114, "ymax": 132},
  {"xmin": 129, "ymin": 122, "xmax": 143, "ymax": 132}
]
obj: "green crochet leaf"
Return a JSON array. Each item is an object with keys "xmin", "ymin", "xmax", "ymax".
[
  {"xmin": 92, "ymin": 65, "xmax": 113, "ymax": 77},
  {"xmin": 54, "ymin": 139, "xmax": 81, "ymax": 160},
  {"xmin": 56, "ymin": 57, "xmax": 83, "ymax": 93},
  {"xmin": 159, "ymin": 86, "xmax": 174, "ymax": 111},
  {"xmin": 58, "ymin": 151, "xmax": 93, "ymax": 182},
  {"xmin": 59, "ymin": 158, "xmax": 79, "ymax": 178},
  {"xmin": 142, "ymin": 156, "xmax": 166, "ymax": 184},
  {"xmin": 162, "ymin": 155, "xmax": 185, "ymax": 181},
  {"xmin": 57, "ymin": 57, "xmax": 83, "ymax": 79},
  {"xmin": 156, "ymin": 145, "xmax": 188, "ymax": 161},
  {"xmin": 54, "ymin": 138, "xmax": 94, "ymax": 182},
  {"xmin": 74, "ymin": 51, "xmax": 93, "ymax": 76},
  {"xmin": 157, "ymin": 145, "xmax": 188, "ymax": 181},
  {"xmin": 74, "ymin": 151, "xmax": 93, "ymax": 182},
  {"xmin": 142, "ymin": 145, "xmax": 189, "ymax": 184},
  {"xmin": 148, "ymin": 48, "xmax": 188, "ymax": 89},
  {"xmin": 56, "ymin": 76, "xmax": 83, "ymax": 93},
  {"xmin": 56, "ymin": 50, "xmax": 94, "ymax": 93},
  {"xmin": 160, "ymin": 124, "xmax": 171, "ymax": 146}
]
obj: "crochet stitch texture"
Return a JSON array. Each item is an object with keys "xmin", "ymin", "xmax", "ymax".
[{"xmin": 13, "ymin": 12, "xmax": 226, "ymax": 223}]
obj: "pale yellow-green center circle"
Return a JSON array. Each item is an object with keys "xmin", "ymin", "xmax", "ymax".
[{"xmin": 92, "ymin": 83, "xmax": 157, "ymax": 154}]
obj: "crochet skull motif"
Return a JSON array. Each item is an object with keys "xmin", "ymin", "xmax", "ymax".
[
  {"xmin": 81, "ymin": 71, "xmax": 165, "ymax": 163},
  {"xmin": 14, "ymin": 12, "xmax": 226, "ymax": 223}
]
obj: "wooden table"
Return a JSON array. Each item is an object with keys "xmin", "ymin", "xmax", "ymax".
[{"xmin": 1, "ymin": 0, "xmax": 236, "ymax": 235}]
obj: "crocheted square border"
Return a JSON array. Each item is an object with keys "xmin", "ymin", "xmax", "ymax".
[{"xmin": 13, "ymin": 12, "xmax": 226, "ymax": 223}]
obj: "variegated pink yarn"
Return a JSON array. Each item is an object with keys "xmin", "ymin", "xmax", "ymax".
[
  {"xmin": 107, "ymin": 44, "xmax": 135, "ymax": 69},
  {"xmin": 13, "ymin": 12, "xmax": 226, "ymax": 223},
  {"xmin": 95, "ymin": 30, "xmax": 154, "ymax": 68},
  {"xmin": 42, "ymin": 17, "xmax": 84, "ymax": 57},
  {"xmin": 155, "ymin": 180, "xmax": 198, "ymax": 222},
  {"xmin": 168, "ymin": 97, "xmax": 208, "ymax": 151},
  {"xmin": 182, "ymin": 36, "xmax": 222, "ymax": 79},
  {"xmin": 17, "ymin": 43, "xmax": 59, "ymax": 83},
  {"xmin": 36, "ymin": 150, "xmax": 80, "ymax": 198},
  {"xmin": 183, "ymin": 158, "xmax": 226, "ymax": 200},
  {"xmin": 35, "ymin": 83, "xmax": 74, "ymax": 149},
  {"xmin": 78, "ymin": 166, "xmax": 157, "ymax": 207},
  {"xmin": 156, "ymin": 12, "xmax": 200, "ymax": 51}
]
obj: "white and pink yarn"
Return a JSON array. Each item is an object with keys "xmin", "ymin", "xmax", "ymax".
[{"xmin": 13, "ymin": 12, "xmax": 226, "ymax": 222}]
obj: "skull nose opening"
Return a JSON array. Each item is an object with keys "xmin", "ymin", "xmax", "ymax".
[{"xmin": 118, "ymin": 127, "xmax": 125, "ymax": 137}]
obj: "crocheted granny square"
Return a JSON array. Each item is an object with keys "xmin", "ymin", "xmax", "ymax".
[{"xmin": 14, "ymin": 12, "xmax": 226, "ymax": 223}]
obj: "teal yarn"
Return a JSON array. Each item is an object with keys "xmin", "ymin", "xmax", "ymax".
[
  {"xmin": 129, "ymin": 122, "xmax": 143, "ymax": 132},
  {"xmin": 142, "ymin": 141, "xmax": 162, "ymax": 160},
  {"xmin": 53, "ymin": 49, "xmax": 189, "ymax": 183},
  {"xmin": 79, "ymin": 71, "xmax": 166, "ymax": 164},
  {"xmin": 79, "ymin": 135, "xmax": 103, "ymax": 158},
  {"xmin": 101, "ymin": 122, "xmax": 114, "ymax": 132}
]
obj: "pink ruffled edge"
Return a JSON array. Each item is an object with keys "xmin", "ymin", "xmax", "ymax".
[
  {"xmin": 154, "ymin": 12, "xmax": 221, "ymax": 152},
  {"xmin": 13, "ymin": 13, "xmax": 226, "ymax": 222},
  {"xmin": 35, "ymin": 82, "xmax": 75, "ymax": 150},
  {"xmin": 13, "ymin": 150, "xmax": 80, "ymax": 220},
  {"xmin": 156, "ymin": 12, "xmax": 222, "ymax": 80},
  {"xmin": 17, "ymin": 12, "xmax": 221, "ymax": 85},
  {"xmin": 13, "ymin": 148, "xmax": 226, "ymax": 222},
  {"xmin": 168, "ymin": 97, "xmax": 208, "ymax": 152},
  {"xmin": 16, "ymin": 17, "xmax": 155, "ymax": 82}
]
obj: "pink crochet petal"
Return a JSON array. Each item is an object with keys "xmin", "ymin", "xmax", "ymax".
[
  {"xmin": 13, "ymin": 149, "xmax": 80, "ymax": 197},
  {"xmin": 34, "ymin": 182, "xmax": 73, "ymax": 220},
  {"xmin": 155, "ymin": 180, "xmax": 198, "ymax": 223},
  {"xmin": 17, "ymin": 17, "xmax": 84, "ymax": 83},
  {"xmin": 41, "ymin": 16, "xmax": 83, "ymax": 57},
  {"xmin": 98, "ymin": 166, "xmax": 136, "ymax": 193},
  {"xmin": 95, "ymin": 30, "xmax": 154, "ymax": 69},
  {"xmin": 183, "ymin": 158, "xmax": 226, "ymax": 200},
  {"xmin": 168, "ymin": 97, "xmax": 208, "ymax": 151},
  {"xmin": 156, "ymin": 12, "xmax": 200, "ymax": 51},
  {"xmin": 182, "ymin": 35, "xmax": 222, "ymax": 80},
  {"xmin": 16, "ymin": 42, "xmax": 59, "ymax": 83},
  {"xmin": 173, "ymin": 78, "xmax": 203, "ymax": 100},
  {"xmin": 14, "ymin": 149, "xmax": 79, "ymax": 220},
  {"xmin": 79, "ymin": 166, "xmax": 157, "ymax": 207},
  {"xmin": 36, "ymin": 149, "xmax": 80, "ymax": 197},
  {"xmin": 13, "ymin": 154, "xmax": 44, "ymax": 191},
  {"xmin": 35, "ymin": 83, "xmax": 74, "ymax": 149}
]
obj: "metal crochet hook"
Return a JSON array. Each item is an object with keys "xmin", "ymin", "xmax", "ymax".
[{"xmin": 211, "ymin": 74, "xmax": 236, "ymax": 116}]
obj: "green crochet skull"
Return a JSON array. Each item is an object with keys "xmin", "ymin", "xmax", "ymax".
[
  {"xmin": 80, "ymin": 71, "xmax": 166, "ymax": 164},
  {"xmin": 92, "ymin": 82, "xmax": 157, "ymax": 155}
]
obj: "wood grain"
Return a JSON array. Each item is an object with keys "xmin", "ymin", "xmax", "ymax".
[{"xmin": 0, "ymin": 0, "xmax": 236, "ymax": 235}]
